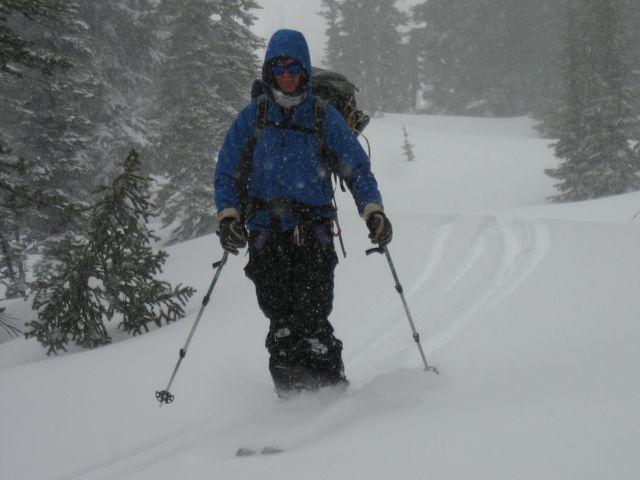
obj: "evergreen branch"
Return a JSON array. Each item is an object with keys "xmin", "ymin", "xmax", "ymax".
[{"xmin": 0, "ymin": 308, "xmax": 21, "ymax": 338}]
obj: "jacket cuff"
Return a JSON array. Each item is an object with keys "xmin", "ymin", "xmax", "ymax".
[
  {"xmin": 217, "ymin": 207, "xmax": 241, "ymax": 223},
  {"xmin": 362, "ymin": 203, "xmax": 384, "ymax": 222}
]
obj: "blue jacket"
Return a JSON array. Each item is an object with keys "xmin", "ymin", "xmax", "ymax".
[{"xmin": 215, "ymin": 29, "xmax": 383, "ymax": 231}]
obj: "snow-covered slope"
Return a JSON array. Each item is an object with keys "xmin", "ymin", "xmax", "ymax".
[{"xmin": 2, "ymin": 112, "xmax": 640, "ymax": 480}]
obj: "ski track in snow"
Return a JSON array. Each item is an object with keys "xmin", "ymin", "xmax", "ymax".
[
  {"xmin": 55, "ymin": 411, "xmax": 244, "ymax": 480},
  {"xmin": 348, "ymin": 215, "xmax": 551, "ymax": 370},
  {"xmin": 419, "ymin": 215, "xmax": 552, "ymax": 350}
]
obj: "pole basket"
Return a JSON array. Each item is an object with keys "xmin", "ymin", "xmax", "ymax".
[{"xmin": 155, "ymin": 390, "xmax": 175, "ymax": 404}]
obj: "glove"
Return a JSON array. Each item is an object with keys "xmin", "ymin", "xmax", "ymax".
[
  {"xmin": 218, "ymin": 217, "xmax": 247, "ymax": 255},
  {"xmin": 366, "ymin": 211, "xmax": 393, "ymax": 247}
]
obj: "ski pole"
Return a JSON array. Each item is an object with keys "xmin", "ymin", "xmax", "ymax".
[
  {"xmin": 366, "ymin": 245, "xmax": 439, "ymax": 375},
  {"xmin": 156, "ymin": 252, "xmax": 229, "ymax": 405}
]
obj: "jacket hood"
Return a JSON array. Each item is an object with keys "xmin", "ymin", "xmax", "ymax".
[{"xmin": 262, "ymin": 29, "xmax": 312, "ymax": 91}]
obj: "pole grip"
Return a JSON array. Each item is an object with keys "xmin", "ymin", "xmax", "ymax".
[{"xmin": 366, "ymin": 246, "xmax": 385, "ymax": 256}]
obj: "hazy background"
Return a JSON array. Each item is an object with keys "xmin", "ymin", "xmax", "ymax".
[{"xmin": 253, "ymin": 0, "xmax": 423, "ymax": 65}]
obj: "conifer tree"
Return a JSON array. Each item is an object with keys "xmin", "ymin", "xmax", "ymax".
[
  {"xmin": 76, "ymin": 0, "xmax": 162, "ymax": 175},
  {"xmin": 26, "ymin": 150, "xmax": 195, "ymax": 354},
  {"xmin": 151, "ymin": 0, "xmax": 261, "ymax": 244},
  {"xmin": 1, "ymin": 138, "xmax": 83, "ymax": 300},
  {"xmin": 6, "ymin": 0, "xmax": 96, "ymax": 191},
  {"xmin": 327, "ymin": 0, "xmax": 408, "ymax": 114},
  {"xmin": 91, "ymin": 150, "xmax": 195, "ymax": 336},
  {"xmin": 27, "ymin": 239, "xmax": 110, "ymax": 353},
  {"xmin": 403, "ymin": 24, "xmax": 422, "ymax": 112},
  {"xmin": 0, "ymin": 308, "xmax": 20, "ymax": 337},
  {"xmin": 402, "ymin": 126, "xmax": 416, "ymax": 162},
  {"xmin": 0, "ymin": 0, "xmax": 71, "ymax": 76},
  {"xmin": 621, "ymin": 0, "xmax": 640, "ymax": 138},
  {"xmin": 410, "ymin": 0, "xmax": 568, "ymax": 117},
  {"xmin": 0, "ymin": 150, "xmax": 30, "ymax": 297},
  {"xmin": 2, "ymin": 1, "xmax": 166, "ymax": 298},
  {"xmin": 1, "ymin": 1, "xmax": 171, "ymax": 303},
  {"xmin": 546, "ymin": 0, "xmax": 640, "ymax": 201},
  {"xmin": 1, "ymin": 2, "xmax": 80, "ymax": 298},
  {"xmin": 410, "ymin": 0, "xmax": 477, "ymax": 114},
  {"xmin": 319, "ymin": 0, "xmax": 343, "ymax": 68},
  {"xmin": 5, "ymin": 3, "xmax": 108, "ymax": 305}
]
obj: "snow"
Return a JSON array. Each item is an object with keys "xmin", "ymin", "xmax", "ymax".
[
  {"xmin": 3, "ymin": 3, "xmax": 640, "ymax": 474},
  {"xmin": 2, "ymin": 109, "xmax": 640, "ymax": 480}
]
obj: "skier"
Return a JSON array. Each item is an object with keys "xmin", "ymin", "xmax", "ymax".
[{"xmin": 214, "ymin": 29, "xmax": 392, "ymax": 397}]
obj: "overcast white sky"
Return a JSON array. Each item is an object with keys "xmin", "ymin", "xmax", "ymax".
[
  {"xmin": 251, "ymin": 0, "xmax": 421, "ymax": 68},
  {"xmin": 251, "ymin": 0, "xmax": 328, "ymax": 66}
]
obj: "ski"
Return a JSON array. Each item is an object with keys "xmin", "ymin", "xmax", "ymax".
[{"xmin": 235, "ymin": 446, "xmax": 284, "ymax": 457}]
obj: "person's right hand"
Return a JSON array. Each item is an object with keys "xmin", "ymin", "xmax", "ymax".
[{"xmin": 218, "ymin": 217, "xmax": 247, "ymax": 255}]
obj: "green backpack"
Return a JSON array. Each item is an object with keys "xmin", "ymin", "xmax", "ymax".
[{"xmin": 311, "ymin": 67, "xmax": 369, "ymax": 136}]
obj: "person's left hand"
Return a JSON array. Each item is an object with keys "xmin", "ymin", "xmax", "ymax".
[{"xmin": 366, "ymin": 211, "xmax": 393, "ymax": 247}]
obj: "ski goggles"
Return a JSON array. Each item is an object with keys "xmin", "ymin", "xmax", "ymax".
[{"xmin": 271, "ymin": 63, "xmax": 303, "ymax": 76}]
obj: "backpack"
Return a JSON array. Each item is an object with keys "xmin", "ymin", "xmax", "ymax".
[{"xmin": 311, "ymin": 67, "xmax": 369, "ymax": 136}]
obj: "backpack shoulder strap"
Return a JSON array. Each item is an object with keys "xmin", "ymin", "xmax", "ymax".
[
  {"xmin": 236, "ymin": 95, "xmax": 268, "ymax": 221},
  {"xmin": 254, "ymin": 93, "xmax": 269, "ymax": 141},
  {"xmin": 314, "ymin": 97, "xmax": 345, "ymax": 190},
  {"xmin": 314, "ymin": 97, "xmax": 329, "ymax": 152}
]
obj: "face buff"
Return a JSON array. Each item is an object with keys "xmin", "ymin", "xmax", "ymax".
[{"xmin": 271, "ymin": 87, "xmax": 307, "ymax": 108}]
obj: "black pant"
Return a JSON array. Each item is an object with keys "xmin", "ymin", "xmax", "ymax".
[{"xmin": 244, "ymin": 221, "xmax": 346, "ymax": 393}]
